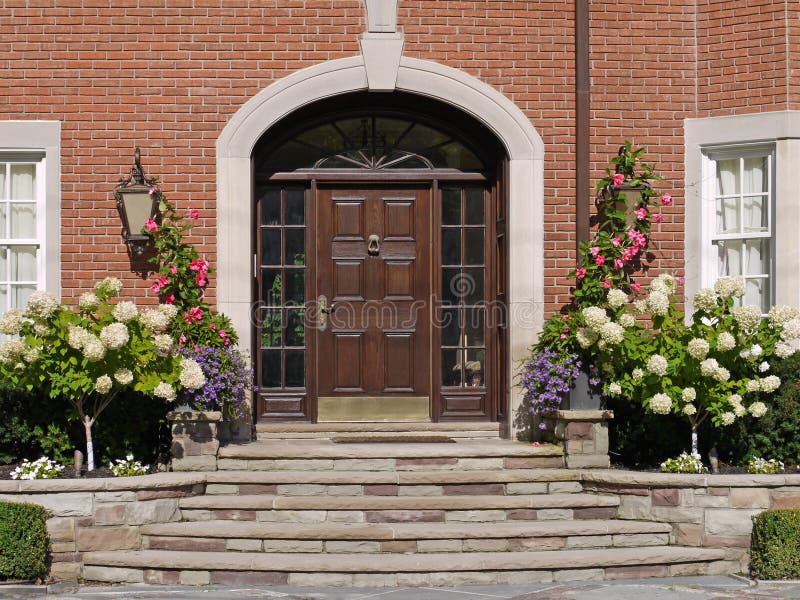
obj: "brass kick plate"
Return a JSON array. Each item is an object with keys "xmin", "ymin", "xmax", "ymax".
[{"xmin": 318, "ymin": 396, "xmax": 430, "ymax": 422}]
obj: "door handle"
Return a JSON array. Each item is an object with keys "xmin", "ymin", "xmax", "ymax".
[
  {"xmin": 367, "ymin": 234, "xmax": 380, "ymax": 256},
  {"xmin": 318, "ymin": 294, "xmax": 335, "ymax": 331}
]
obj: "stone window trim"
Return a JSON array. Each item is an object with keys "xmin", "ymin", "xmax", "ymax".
[
  {"xmin": 684, "ymin": 111, "xmax": 800, "ymax": 311},
  {"xmin": 0, "ymin": 120, "xmax": 61, "ymax": 300}
]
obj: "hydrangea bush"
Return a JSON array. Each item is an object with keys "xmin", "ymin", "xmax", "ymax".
[
  {"xmin": 177, "ymin": 345, "xmax": 253, "ymax": 421},
  {"xmin": 0, "ymin": 278, "xmax": 206, "ymax": 471}
]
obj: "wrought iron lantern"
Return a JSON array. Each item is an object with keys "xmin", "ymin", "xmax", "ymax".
[
  {"xmin": 596, "ymin": 146, "xmax": 651, "ymax": 228},
  {"xmin": 114, "ymin": 148, "xmax": 161, "ymax": 256}
]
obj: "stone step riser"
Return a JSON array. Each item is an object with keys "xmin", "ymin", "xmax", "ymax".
[
  {"xmin": 142, "ymin": 533, "xmax": 671, "ymax": 554},
  {"xmin": 217, "ymin": 456, "xmax": 565, "ymax": 472},
  {"xmin": 178, "ymin": 507, "xmax": 619, "ymax": 524},
  {"xmin": 204, "ymin": 481, "xmax": 584, "ymax": 497},
  {"xmin": 257, "ymin": 432, "xmax": 501, "ymax": 440}
]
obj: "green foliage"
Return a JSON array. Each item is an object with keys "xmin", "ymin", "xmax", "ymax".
[
  {"xmin": 660, "ymin": 452, "xmax": 707, "ymax": 473},
  {"xmin": 0, "ymin": 501, "xmax": 50, "ymax": 581},
  {"xmin": 0, "ymin": 384, "xmax": 44, "ymax": 465},
  {"xmin": 33, "ymin": 424, "xmax": 73, "ymax": 466},
  {"xmin": 750, "ymin": 510, "xmax": 800, "ymax": 579}
]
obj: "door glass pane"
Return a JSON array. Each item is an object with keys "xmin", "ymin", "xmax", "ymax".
[
  {"xmin": 441, "ymin": 228, "xmax": 460, "ymax": 265},
  {"xmin": 462, "ymin": 268, "xmax": 484, "ymax": 305},
  {"xmin": 12, "ymin": 285, "xmax": 35, "ymax": 308},
  {"xmin": 285, "ymin": 189, "xmax": 305, "ymax": 225},
  {"xmin": 442, "ymin": 348, "xmax": 461, "ymax": 387},
  {"xmin": 716, "ymin": 197, "xmax": 739, "ymax": 234},
  {"xmin": 10, "ymin": 164, "xmax": 35, "ymax": 200},
  {"xmin": 743, "ymin": 196, "xmax": 767, "ymax": 232},
  {"xmin": 261, "ymin": 350, "xmax": 281, "ymax": 388},
  {"xmin": 10, "ymin": 246, "xmax": 36, "ymax": 281},
  {"xmin": 260, "ymin": 189, "xmax": 281, "ymax": 225},
  {"xmin": 466, "ymin": 349, "xmax": 485, "ymax": 388},
  {"xmin": 743, "ymin": 156, "xmax": 768, "ymax": 194},
  {"xmin": 10, "ymin": 204, "xmax": 36, "ymax": 239},
  {"xmin": 260, "ymin": 229, "xmax": 281, "ymax": 265},
  {"xmin": 716, "ymin": 159, "xmax": 740, "ymax": 196},
  {"xmin": 442, "ymin": 188, "xmax": 461, "ymax": 225},
  {"xmin": 285, "ymin": 309, "xmax": 305, "ymax": 347},
  {"xmin": 442, "ymin": 268, "xmax": 461, "ymax": 305},
  {"xmin": 441, "ymin": 308, "xmax": 460, "ymax": 346},
  {"xmin": 261, "ymin": 269, "xmax": 282, "ymax": 306},
  {"xmin": 261, "ymin": 309, "xmax": 282, "ymax": 347},
  {"xmin": 464, "ymin": 229, "xmax": 484, "ymax": 265},
  {"xmin": 285, "ymin": 351, "xmax": 305, "ymax": 387},
  {"xmin": 745, "ymin": 239, "xmax": 770, "ymax": 276},
  {"xmin": 464, "ymin": 307, "xmax": 485, "ymax": 347},
  {"xmin": 285, "ymin": 270, "xmax": 305, "ymax": 306},
  {"xmin": 465, "ymin": 188, "xmax": 484, "ymax": 224},
  {"xmin": 714, "ymin": 241, "xmax": 741, "ymax": 276},
  {"xmin": 285, "ymin": 229, "xmax": 305, "ymax": 266}
]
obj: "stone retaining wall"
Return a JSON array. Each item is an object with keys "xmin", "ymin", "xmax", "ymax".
[
  {"xmin": 0, "ymin": 473, "xmax": 205, "ymax": 580},
  {"xmin": 581, "ymin": 471, "xmax": 800, "ymax": 573}
]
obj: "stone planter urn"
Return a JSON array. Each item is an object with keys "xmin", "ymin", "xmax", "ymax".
[
  {"xmin": 565, "ymin": 364, "xmax": 603, "ymax": 410},
  {"xmin": 167, "ymin": 410, "xmax": 222, "ymax": 472}
]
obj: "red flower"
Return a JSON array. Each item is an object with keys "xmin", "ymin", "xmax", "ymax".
[
  {"xmin": 602, "ymin": 280, "xmax": 611, "ymax": 289},
  {"xmin": 613, "ymin": 173, "xmax": 624, "ymax": 186},
  {"xmin": 196, "ymin": 273, "xmax": 207, "ymax": 287},
  {"xmin": 158, "ymin": 276, "xmax": 170, "ymax": 287},
  {"xmin": 189, "ymin": 209, "xmax": 200, "ymax": 220},
  {"xmin": 611, "ymin": 237, "xmax": 622, "ymax": 247},
  {"xmin": 594, "ymin": 255, "xmax": 605, "ymax": 266},
  {"xmin": 183, "ymin": 307, "xmax": 203, "ymax": 324},
  {"xmin": 576, "ymin": 268, "xmax": 587, "ymax": 279},
  {"xmin": 169, "ymin": 264, "xmax": 178, "ymax": 275},
  {"xmin": 654, "ymin": 213, "xmax": 664, "ymax": 224},
  {"xmin": 190, "ymin": 259, "xmax": 209, "ymax": 273},
  {"xmin": 631, "ymin": 283, "xmax": 642, "ymax": 292},
  {"xmin": 145, "ymin": 218, "xmax": 158, "ymax": 232},
  {"xmin": 209, "ymin": 323, "xmax": 216, "ymax": 330},
  {"xmin": 660, "ymin": 193, "xmax": 673, "ymax": 206},
  {"xmin": 614, "ymin": 259, "xmax": 624, "ymax": 269},
  {"xmin": 164, "ymin": 294, "xmax": 175, "ymax": 304}
]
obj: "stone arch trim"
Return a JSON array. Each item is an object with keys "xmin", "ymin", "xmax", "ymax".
[{"xmin": 217, "ymin": 56, "xmax": 544, "ymax": 436}]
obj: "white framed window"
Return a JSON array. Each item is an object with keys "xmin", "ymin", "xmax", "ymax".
[
  {"xmin": 0, "ymin": 155, "xmax": 46, "ymax": 312},
  {"xmin": 702, "ymin": 146, "xmax": 775, "ymax": 312}
]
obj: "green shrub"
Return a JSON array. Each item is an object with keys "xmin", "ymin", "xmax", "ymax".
[
  {"xmin": 750, "ymin": 509, "xmax": 800, "ymax": 580},
  {"xmin": 0, "ymin": 501, "xmax": 50, "ymax": 581}
]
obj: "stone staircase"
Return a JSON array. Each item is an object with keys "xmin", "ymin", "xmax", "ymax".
[{"xmin": 81, "ymin": 430, "xmax": 728, "ymax": 586}]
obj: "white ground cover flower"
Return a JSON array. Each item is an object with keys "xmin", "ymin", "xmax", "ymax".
[
  {"xmin": 769, "ymin": 305, "xmax": 799, "ymax": 327},
  {"xmin": 748, "ymin": 402, "xmax": 768, "ymax": 418},
  {"xmin": 687, "ymin": 338, "xmax": 710, "ymax": 360},
  {"xmin": 112, "ymin": 301, "xmax": 138, "ymax": 323},
  {"xmin": 682, "ymin": 387, "xmax": 697, "ymax": 403},
  {"xmin": 632, "ymin": 368, "xmax": 644, "ymax": 382},
  {"xmin": 0, "ymin": 308, "xmax": 23, "ymax": 335},
  {"xmin": 714, "ymin": 276, "xmax": 746, "ymax": 299},
  {"xmin": 649, "ymin": 393, "xmax": 672, "ymax": 415},
  {"xmin": 582, "ymin": 306, "xmax": 609, "ymax": 331},
  {"xmin": 114, "ymin": 368, "xmax": 134, "ymax": 385},
  {"xmin": 26, "ymin": 290, "xmax": 60, "ymax": 320},
  {"xmin": 781, "ymin": 318, "xmax": 800, "ymax": 341},
  {"xmin": 759, "ymin": 375, "xmax": 781, "ymax": 393},
  {"xmin": 775, "ymin": 341, "xmax": 796, "ymax": 358},
  {"xmin": 576, "ymin": 328, "xmax": 599, "ymax": 349},
  {"xmin": 607, "ymin": 382, "xmax": 622, "ymax": 396},
  {"xmin": 618, "ymin": 313, "xmax": 636, "ymax": 328},
  {"xmin": 607, "ymin": 288, "xmax": 628, "ymax": 309},
  {"xmin": 721, "ymin": 412, "xmax": 736, "ymax": 426},
  {"xmin": 731, "ymin": 305, "xmax": 761, "ymax": 332},
  {"xmin": 179, "ymin": 357, "xmax": 206, "ymax": 390},
  {"xmin": 716, "ymin": 331, "xmax": 736, "ymax": 352},
  {"xmin": 95, "ymin": 375, "xmax": 113, "ymax": 394},
  {"xmin": 682, "ymin": 404, "xmax": 697, "ymax": 416},
  {"xmin": 693, "ymin": 288, "xmax": 718, "ymax": 312},
  {"xmin": 99, "ymin": 323, "xmax": 129, "ymax": 350},
  {"xmin": 78, "ymin": 292, "xmax": 100, "ymax": 311},
  {"xmin": 646, "ymin": 354, "xmax": 668, "ymax": 376},
  {"xmin": 645, "ymin": 291, "xmax": 669, "ymax": 317},
  {"xmin": 95, "ymin": 277, "xmax": 123, "ymax": 297},
  {"xmin": 154, "ymin": 381, "xmax": 176, "ymax": 401},
  {"xmin": 599, "ymin": 322, "xmax": 624, "ymax": 345},
  {"xmin": 10, "ymin": 457, "xmax": 64, "ymax": 480}
]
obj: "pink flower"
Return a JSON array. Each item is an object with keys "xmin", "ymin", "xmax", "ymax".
[
  {"xmin": 614, "ymin": 259, "xmax": 624, "ymax": 269},
  {"xmin": 531, "ymin": 441, "xmax": 541, "ymax": 447},
  {"xmin": 602, "ymin": 280, "xmax": 611, "ymax": 289},
  {"xmin": 660, "ymin": 193, "xmax": 673, "ymax": 206},
  {"xmin": 189, "ymin": 209, "xmax": 200, "ymax": 220},
  {"xmin": 223, "ymin": 338, "xmax": 230, "ymax": 346},
  {"xmin": 611, "ymin": 237, "xmax": 622, "ymax": 247},
  {"xmin": 636, "ymin": 234, "xmax": 648, "ymax": 248},
  {"xmin": 631, "ymin": 283, "xmax": 642, "ymax": 293},
  {"xmin": 576, "ymin": 268, "xmax": 587, "ymax": 280},
  {"xmin": 589, "ymin": 246, "xmax": 601, "ymax": 257},
  {"xmin": 189, "ymin": 259, "xmax": 209, "ymax": 273},
  {"xmin": 219, "ymin": 330, "xmax": 227, "ymax": 339},
  {"xmin": 164, "ymin": 294, "xmax": 175, "ymax": 304},
  {"xmin": 169, "ymin": 264, "xmax": 178, "ymax": 275},
  {"xmin": 635, "ymin": 208, "xmax": 648, "ymax": 221},
  {"xmin": 183, "ymin": 307, "xmax": 203, "ymax": 324},
  {"xmin": 150, "ymin": 283, "xmax": 161, "ymax": 294},
  {"xmin": 149, "ymin": 186, "xmax": 158, "ymax": 196},
  {"xmin": 613, "ymin": 173, "xmax": 624, "ymax": 186},
  {"xmin": 627, "ymin": 228, "xmax": 638, "ymax": 240},
  {"xmin": 158, "ymin": 276, "xmax": 170, "ymax": 287},
  {"xmin": 654, "ymin": 213, "xmax": 664, "ymax": 224},
  {"xmin": 196, "ymin": 273, "xmax": 207, "ymax": 287},
  {"xmin": 145, "ymin": 218, "xmax": 158, "ymax": 232},
  {"xmin": 179, "ymin": 334, "xmax": 187, "ymax": 344},
  {"xmin": 677, "ymin": 276, "xmax": 685, "ymax": 285},
  {"xmin": 209, "ymin": 323, "xmax": 216, "ymax": 330},
  {"xmin": 594, "ymin": 255, "xmax": 605, "ymax": 266},
  {"xmin": 563, "ymin": 326, "xmax": 570, "ymax": 333},
  {"xmin": 560, "ymin": 333, "xmax": 567, "ymax": 340}
]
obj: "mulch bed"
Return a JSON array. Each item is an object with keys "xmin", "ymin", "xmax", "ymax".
[{"xmin": 0, "ymin": 463, "xmax": 119, "ymax": 480}]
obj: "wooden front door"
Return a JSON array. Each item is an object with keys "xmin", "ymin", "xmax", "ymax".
[{"xmin": 316, "ymin": 186, "xmax": 431, "ymax": 421}]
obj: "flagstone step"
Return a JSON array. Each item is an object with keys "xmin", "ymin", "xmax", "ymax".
[
  {"xmin": 81, "ymin": 546, "xmax": 730, "ymax": 586},
  {"xmin": 256, "ymin": 422, "xmax": 503, "ymax": 440},
  {"xmin": 141, "ymin": 519, "xmax": 671, "ymax": 553},
  {"xmin": 203, "ymin": 469, "xmax": 584, "ymax": 496}
]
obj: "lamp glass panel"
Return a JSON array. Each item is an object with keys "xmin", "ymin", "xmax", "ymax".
[{"xmin": 122, "ymin": 192, "xmax": 154, "ymax": 236}]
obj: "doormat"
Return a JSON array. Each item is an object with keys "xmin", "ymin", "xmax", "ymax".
[{"xmin": 332, "ymin": 435, "xmax": 455, "ymax": 443}]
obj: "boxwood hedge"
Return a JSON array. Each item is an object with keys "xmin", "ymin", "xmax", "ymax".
[
  {"xmin": 750, "ymin": 509, "xmax": 800, "ymax": 580},
  {"xmin": 0, "ymin": 501, "xmax": 50, "ymax": 581}
]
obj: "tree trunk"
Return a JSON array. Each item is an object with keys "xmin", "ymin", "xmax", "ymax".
[
  {"xmin": 83, "ymin": 416, "xmax": 95, "ymax": 472},
  {"xmin": 691, "ymin": 426, "xmax": 698, "ymax": 457}
]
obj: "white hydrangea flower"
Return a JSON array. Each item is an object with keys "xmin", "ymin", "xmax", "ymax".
[
  {"xmin": 634, "ymin": 299, "xmax": 648, "ymax": 314},
  {"xmin": 114, "ymin": 368, "xmax": 134, "ymax": 385},
  {"xmin": 67, "ymin": 325, "xmax": 90, "ymax": 350},
  {"xmin": 33, "ymin": 322, "xmax": 49, "ymax": 337},
  {"xmin": 646, "ymin": 354, "xmax": 668, "ymax": 377},
  {"xmin": 0, "ymin": 340, "xmax": 26, "ymax": 365},
  {"xmin": 651, "ymin": 274, "xmax": 677, "ymax": 295},
  {"xmin": 632, "ymin": 368, "xmax": 644, "ymax": 382},
  {"xmin": 728, "ymin": 393, "xmax": 742, "ymax": 406},
  {"xmin": 746, "ymin": 379, "xmax": 761, "ymax": 393},
  {"xmin": 607, "ymin": 382, "xmax": 622, "ymax": 396},
  {"xmin": 769, "ymin": 305, "xmax": 799, "ymax": 327},
  {"xmin": 179, "ymin": 357, "xmax": 206, "ymax": 390},
  {"xmin": 582, "ymin": 306, "xmax": 610, "ymax": 331},
  {"xmin": 714, "ymin": 367, "xmax": 730, "ymax": 382},
  {"xmin": 95, "ymin": 277, "xmax": 123, "ymax": 297},
  {"xmin": 714, "ymin": 276, "xmax": 746, "ymax": 299},
  {"xmin": 649, "ymin": 393, "xmax": 672, "ymax": 415},
  {"xmin": 153, "ymin": 334, "xmax": 173, "ymax": 356},
  {"xmin": 750, "ymin": 344, "xmax": 762, "ymax": 358},
  {"xmin": 760, "ymin": 375, "xmax": 781, "ymax": 393},
  {"xmin": 748, "ymin": 402, "xmax": 768, "ymax": 418},
  {"xmin": 733, "ymin": 404, "xmax": 746, "ymax": 417},
  {"xmin": 99, "ymin": 322, "xmax": 129, "ymax": 350},
  {"xmin": 607, "ymin": 288, "xmax": 628, "ymax": 309},
  {"xmin": 775, "ymin": 341, "xmax": 796, "ymax": 359},
  {"xmin": 140, "ymin": 309, "xmax": 170, "ymax": 331},
  {"xmin": 781, "ymin": 318, "xmax": 800, "ymax": 341},
  {"xmin": 687, "ymin": 338, "xmax": 710, "ymax": 360},
  {"xmin": 599, "ymin": 321, "xmax": 624, "ymax": 345},
  {"xmin": 692, "ymin": 288, "xmax": 718, "ymax": 312},
  {"xmin": 576, "ymin": 328, "xmax": 599, "ymax": 349},
  {"xmin": 112, "ymin": 301, "xmax": 138, "ymax": 323},
  {"xmin": 645, "ymin": 291, "xmax": 670, "ymax": 317},
  {"xmin": 759, "ymin": 361, "xmax": 770, "ymax": 373},
  {"xmin": 26, "ymin": 290, "xmax": 60, "ymax": 320},
  {"xmin": 153, "ymin": 381, "xmax": 176, "ymax": 401},
  {"xmin": 683, "ymin": 404, "xmax": 697, "ymax": 416},
  {"xmin": 23, "ymin": 347, "xmax": 39, "ymax": 364},
  {"xmin": 95, "ymin": 375, "xmax": 113, "ymax": 394},
  {"xmin": 731, "ymin": 305, "xmax": 761, "ymax": 332},
  {"xmin": 618, "ymin": 313, "xmax": 636, "ymax": 328},
  {"xmin": 682, "ymin": 387, "xmax": 697, "ymax": 403},
  {"xmin": 721, "ymin": 412, "xmax": 736, "ymax": 426},
  {"xmin": 0, "ymin": 308, "xmax": 24, "ymax": 336},
  {"xmin": 82, "ymin": 336, "xmax": 106, "ymax": 362},
  {"xmin": 700, "ymin": 358, "xmax": 719, "ymax": 378},
  {"xmin": 157, "ymin": 303, "xmax": 179, "ymax": 322},
  {"xmin": 78, "ymin": 292, "xmax": 100, "ymax": 311},
  {"xmin": 716, "ymin": 331, "xmax": 736, "ymax": 352}
]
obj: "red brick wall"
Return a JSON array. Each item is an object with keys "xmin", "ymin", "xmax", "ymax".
[{"xmin": 0, "ymin": 0, "xmax": 793, "ymax": 314}]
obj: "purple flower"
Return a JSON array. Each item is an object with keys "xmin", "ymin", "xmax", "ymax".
[
  {"xmin": 177, "ymin": 345, "xmax": 253, "ymax": 421},
  {"xmin": 519, "ymin": 349, "xmax": 581, "ymax": 418}
]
